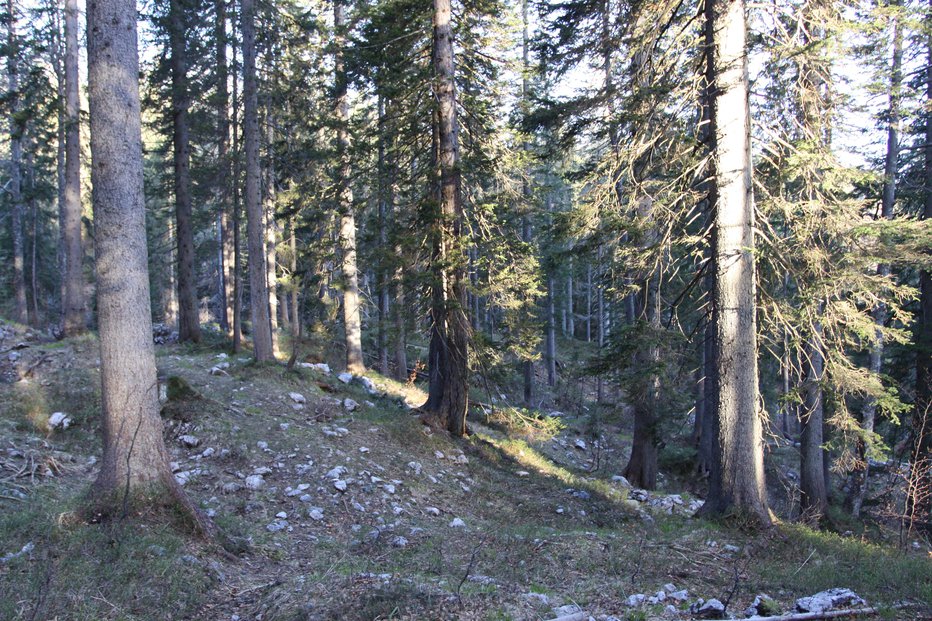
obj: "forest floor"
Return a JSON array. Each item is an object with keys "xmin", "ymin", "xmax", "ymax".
[{"xmin": 0, "ymin": 322, "xmax": 931, "ymax": 621}]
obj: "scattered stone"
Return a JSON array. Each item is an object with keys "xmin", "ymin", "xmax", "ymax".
[
  {"xmin": 516, "ymin": 470, "xmax": 530, "ymax": 477},
  {"xmin": 383, "ymin": 484, "xmax": 396, "ymax": 494},
  {"xmin": 275, "ymin": 511, "xmax": 288, "ymax": 519},
  {"xmin": 209, "ymin": 364, "xmax": 229, "ymax": 375},
  {"xmin": 669, "ymin": 590, "xmax": 689, "ymax": 602},
  {"xmin": 257, "ymin": 441, "xmax": 269, "ymax": 451},
  {"xmin": 253, "ymin": 466, "xmax": 272, "ymax": 475},
  {"xmin": 299, "ymin": 362, "xmax": 331, "ymax": 374},
  {"xmin": 407, "ymin": 461, "xmax": 422, "ymax": 475},
  {"xmin": 426, "ymin": 507, "xmax": 441, "ymax": 516},
  {"xmin": 796, "ymin": 588, "xmax": 865, "ymax": 614},
  {"xmin": 648, "ymin": 590, "xmax": 667, "ymax": 604},
  {"xmin": 288, "ymin": 392, "xmax": 306, "ymax": 404},
  {"xmin": 625, "ymin": 594, "xmax": 646, "ymax": 607},
  {"xmin": 200, "ymin": 447, "xmax": 215, "ymax": 458},
  {"xmin": 695, "ymin": 598, "xmax": 725, "ymax": 618},
  {"xmin": 391, "ymin": 536, "xmax": 408, "ymax": 548},
  {"xmin": 449, "ymin": 517, "xmax": 466, "ymax": 528},
  {"xmin": 612, "ymin": 475, "xmax": 631, "ymax": 487},
  {"xmin": 266, "ymin": 520, "xmax": 288, "ymax": 533},
  {"xmin": 574, "ymin": 438, "xmax": 587, "ymax": 450},
  {"xmin": 1, "ymin": 542, "xmax": 34, "ymax": 564},
  {"xmin": 338, "ymin": 372, "xmax": 353, "ymax": 384},
  {"xmin": 358, "ymin": 376, "xmax": 378, "ymax": 394},
  {"xmin": 308, "ymin": 508, "xmax": 325, "ymax": 521},
  {"xmin": 663, "ymin": 604, "xmax": 677, "ymax": 616},
  {"xmin": 221, "ymin": 482, "xmax": 242, "ymax": 494},
  {"xmin": 549, "ymin": 411, "xmax": 564, "ymax": 418},
  {"xmin": 523, "ymin": 593, "xmax": 550, "ymax": 607},
  {"xmin": 434, "ymin": 450, "xmax": 445, "ymax": 460},
  {"xmin": 343, "ymin": 398, "xmax": 359, "ymax": 412},
  {"xmin": 326, "ymin": 466, "xmax": 347, "ymax": 479},
  {"xmin": 333, "ymin": 480, "xmax": 348, "ymax": 492},
  {"xmin": 179, "ymin": 435, "xmax": 201, "ymax": 448},
  {"xmin": 553, "ymin": 605, "xmax": 581, "ymax": 617},
  {"xmin": 359, "ymin": 447, "xmax": 369, "ymax": 453},
  {"xmin": 47, "ymin": 412, "xmax": 72, "ymax": 430},
  {"xmin": 244, "ymin": 475, "xmax": 265, "ymax": 490}
]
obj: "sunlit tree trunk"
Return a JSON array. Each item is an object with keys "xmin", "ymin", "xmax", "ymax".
[
  {"xmin": 800, "ymin": 320, "xmax": 828, "ymax": 520},
  {"xmin": 697, "ymin": 0, "xmax": 770, "ymax": 526},
  {"xmin": 231, "ymin": 26, "xmax": 243, "ymax": 352},
  {"xmin": 241, "ymin": 0, "xmax": 273, "ymax": 361},
  {"xmin": 422, "ymin": 0, "xmax": 469, "ymax": 436},
  {"xmin": 216, "ymin": 0, "xmax": 234, "ymax": 336},
  {"xmin": 86, "ymin": 0, "xmax": 206, "ymax": 532}
]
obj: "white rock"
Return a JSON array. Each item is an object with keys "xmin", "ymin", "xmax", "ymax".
[
  {"xmin": 574, "ymin": 438, "xmax": 587, "ymax": 450},
  {"xmin": 333, "ymin": 480, "xmax": 348, "ymax": 492},
  {"xmin": 343, "ymin": 398, "xmax": 359, "ymax": 412},
  {"xmin": 200, "ymin": 447, "xmax": 215, "ymax": 458},
  {"xmin": 48, "ymin": 412, "xmax": 72, "ymax": 430},
  {"xmin": 338, "ymin": 372, "xmax": 353, "ymax": 384},
  {"xmin": 669, "ymin": 589, "xmax": 689, "ymax": 602},
  {"xmin": 359, "ymin": 376, "xmax": 378, "ymax": 394},
  {"xmin": 426, "ymin": 507, "xmax": 441, "ymax": 516},
  {"xmin": 434, "ymin": 451, "xmax": 445, "ymax": 459},
  {"xmin": 697, "ymin": 598, "xmax": 725, "ymax": 617},
  {"xmin": 625, "ymin": 594, "xmax": 646, "ymax": 607},
  {"xmin": 308, "ymin": 507, "xmax": 325, "ymax": 521},
  {"xmin": 326, "ymin": 466, "xmax": 347, "ymax": 479},
  {"xmin": 406, "ymin": 461, "xmax": 422, "ymax": 475},
  {"xmin": 244, "ymin": 475, "xmax": 265, "ymax": 490},
  {"xmin": 257, "ymin": 441, "xmax": 269, "ymax": 450},
  {"xmin": 253, "ymin": 466, "xmax": 272, "ymax": 475},
  {"xmin": 553, "ymin": 605, "xmax": 581, "ymax": 616},
  {"xmin": 383, "ymin": 484, "xmax": 396, "ymax": 494},
  {"xmin": 391, "ymin": 536, "xmax": 408, "ymax": 548},
  {"xmin": 612, "ymin": 474, "xmax": 631, "ymax": 487},
  {"xmin": 449, "ymin": 517, "xmax": 466, "ymax": 528},
  {"xmin": 549, "ymin": 411, "xmax": 564, "ymax": 418},
  {"xmin": 276, "ymin": 511, "xmax": 288, "ymax": 519},
  {"xmin": 288, "ymin": 392, "xmax": 306, "ymax": 404},
  {"xmin": 359, "ymin": 447, "xmax": 369, "ymax": 453},
  {"xmin": 796, "ymin": 589, "xmax": 865, "ymax": 614},
  {"xmin": 266, "ymin": 520, "xmax": 287, "ymax": 532},
  {"xmin": 179, "ymin": 435, "xmax": 201, "ymax": 448},
  {"xmin": 516, "ymin": 470, "xmax": 530, "ymax": 477}
]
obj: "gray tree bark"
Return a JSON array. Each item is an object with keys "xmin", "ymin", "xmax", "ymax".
[
  {"xmin": 241, "ymin": 0, "xmax": 273, "ymax": 361},
  {"xmin": 170, "ymin": 0, "xmax": 200, "ymax": 343},
  {"xmin": 697, "ymin": 0, "xmax": 771, "ymax": 526},
  {"xmin": 59, "ymin": 0, "xmax": 86, "ymax": 336},
  {"xmin": 6, "ymin": 0, "xmax": 26, "ymax": 325},
  {"xmin": 216, "ymin": 0, "xmax": 234, "ymax": 336},
  {"xmin": 800, "ymin": 321, "xmax": 828, "ymax": 521},
  {"xmin": 851, "ymin": 8, "xmax": 902, "ymax": 518},
  {"xmin": 86, "ymin": 0, "xmax": 204, "ymax": 528},
  {"xmin": 334, "ymin": 0, "xmax": 365, "ymax": 374}
]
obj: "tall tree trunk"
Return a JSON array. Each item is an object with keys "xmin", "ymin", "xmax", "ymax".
[
  {"xmin": 231, "ymin": 24, "xmax": 243, "ymax": 352},
  {"xmin": 586, "ymin": 263, "xmax": 592, "ymax": 342},
  {"xmin": 334, "ymin": 0, "xmax": 364, "ymax": 374},
  {"xmin": 800, "ymin": 321, "xmax": 829, "ymax": 521},
  {"xmin": 422, "ymin": 0, "xmax": 469, "ymax": 436},
  {"xmin": 697, "ymin": 0, "xmax": 770, "ymax": 526},
  {"xmin": 6, "ymin": 0, "xmax": 26, "ymax": 325},
  {"xmin": 86, "ymin": 0, "xmax": 204, "ymax": 528},
  {"xmin": 216, "ymin": 0, "xmax": 234, "ymax": 335},
  {"xmin": 170, "ymin": 0, "xmax": 200, "ymax": 343},
  {"xmin": 546, "ymin": 273, "xmax": 557, "ymax": 387},
  {"xmin": 377, "ymin": 93, "xmax": 390, "ymax": 376},
  {"xmin": 241, "ymin": 0, "xmax": 273, "ymax": 361},
  {"xmin": 909, "ymin": 0, "xmax": 932, "ymax": 526},
  {"xmin": 851, "ymin": 8, "xmax": 902, "ymax": 518},
  {"xmin": 520, "ymin": 0, "xmax": 534, "ymax": 406},
  {"xmin": 567, "ymin": 262, "xmax": 574, "ymax": 338},
  {"xmin": 59, "ymin": 0, "xmax": 85, "ymax": 335},
  {"xmin": 265, "ymin": 111, "xmax": 279, "ymax": 346}
]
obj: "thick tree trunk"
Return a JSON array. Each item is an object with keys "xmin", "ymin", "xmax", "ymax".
[
  {"xmin": 422, "ymin": 0, "xmax": 469, "ymax": 436},
  {"xmin": 800, "ymin": 323, "xmax": 828, "ymax": 521},
  {"xmin": 59, "ymin": 0, "xmax": 86, "ymax": 336},
  {"xmin": 6, "ymin": 0, "xmax": 26, "ymax": 325},
  {"xmin": 170, "ymin": 0, "xmax": 201, "ymax": 344},
  {"xmin": 86, "ymin": 0, "xmax": 204, "ymax": 528},
  {"xmin": 697, "ymin": 0, "xmax": 770, "ymax": 526},
  {"xmin": 334, "ymin": 0, "xmax": 364, "ymax": 374},
  {"xmin": 265, "ymin": 114, "xmax": 279, "ymax": 346},
  {"xmin": 241, "ymin": 0, "xmax": 274, "ymax": 361},
  {"xmin": 231, "ymin": 29, "xmax": 243, "ymax": 352},
  {"xmin": 851, "ymin": 10, "xmax": 902, "ymax": 518},
  {"xmin": 377, "ymin": 94, "xmax": 390, "ymax": 376}
]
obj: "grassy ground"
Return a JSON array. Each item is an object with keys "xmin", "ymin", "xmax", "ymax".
[{"xmin": 0, "ymin": 323, "xmax": 930, "ymax": 620}]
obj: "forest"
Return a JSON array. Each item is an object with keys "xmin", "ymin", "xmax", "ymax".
[{"xmin": 0, "ymin": 0, "xmax": 931, "ymax": 618}]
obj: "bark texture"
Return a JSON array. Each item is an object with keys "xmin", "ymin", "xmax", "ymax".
[
  {"xmin": 697, "ymin": 0, "xmax": 770, "ymax": 526},
  {"xmin": 170, "ymin": 0, "xmax": 200, "ymax": 343},
  {"xmin": 59, "ymin": 0, "xmax": 86, "ymax": 336},
  {"xmin": 86, "ymin": 0, "xmax": 195, "ymax": 518},
  {"xmin": 334, "ymin": 0, "xmax": 365, "ymax": 374},
  {"xmin": 241, "ymin": 0, "xmax": 274, "ymax": 361},
  {"xmin": 6, "ymin": 0, "xmax": 26, "ymax": 325}
]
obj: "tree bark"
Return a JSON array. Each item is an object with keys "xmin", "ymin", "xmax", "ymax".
[
  {"xmin": 241, "ymin": 0, "xmax": 273, "ymax": 361},
  {"xmin": 6, "ymin": 0, "xmax": 26, "ymax": 325},
  {"xmin": 546, "ymin": 273, "xmax": 557, "ymax": 387},
  {"xmin": 377, "ymin": 93, "xmax": 390, "ymax": 376},
  {"xmin": 230, "ymin": 24, "xmax": 243, "ymax": 352},
  {"xmin": 800, "ymin": 322, "xmax": 828, "ymax": 521},
  {"xmin": 216, "ymin": 0, "xmax": 234, "ymax": 336},
  {"xmin": 697, "ymin": 0, "xmax": 770, "ymax": 526},
  {"xmin": 421, "ymin": 0, "xmax": 469, "ymax": 436},
  {"xmin": 851, "ymin": 7, "xmax": 902, "ymax": 518},
  {"xmin": 334, "ymin": 0, "xmax": 365, "ymax": 374},
  {"xmin": 86, "ymin": 0, "xmax": 203, "ymax": 528},
  {"xmin": 170, "ymin": 0, "xmax": 201, "ymax": 343},
  {"xmin": 59, "ymin": 0, "xmax": 86, "ymax": 336}
]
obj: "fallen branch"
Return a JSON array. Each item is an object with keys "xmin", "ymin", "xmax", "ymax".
[{"xmin": 708, "ymin": 603, "xmax": 918, "ymax": 621}]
